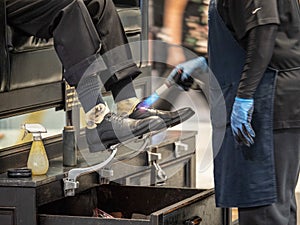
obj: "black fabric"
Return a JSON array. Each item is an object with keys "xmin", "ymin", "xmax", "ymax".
[
  {"xmin": 217, "ymin": 0, "xmax": 300, "ymax": 71},
  {"xmin": 210, "ymin": 0, "xmax": 300, "ymax": 217},
  {"xmin": 270, "ymin": 0, "xmax": 300, "ymax": 70},
  {"xmin": 237, "ymin": 24, "xmax": 278, "ymax": 99},
  {"xmin": 208, "ymin": 0, "xmax": 278, "ymax": 207},
  {"xmin": 6, "ymin": 0, "xmax": 141, "ymax": 88},
  {"xmin": 216, "ymin": 0, "xmax": 279, "ymax": 40},
  {"xmin": 238, "ymin": 129, "xmax": 300, "ymax": 225},
  {"xmin": 110, "ymin": 76, "xmax": 136, "ymax": 102},
  {"xmin": 217, "ymin": 0, "xmax": 300, "ymax": 129},
  {"xmin": 76, "ymin": 73, "xmax": 104, "ymax": 112},
  {"xmin": 273, "ymin": 69, "xmax": 300, "ymax": 129}
]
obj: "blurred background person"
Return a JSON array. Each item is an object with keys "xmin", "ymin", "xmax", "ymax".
[{"xmin": 151, "ymin": 0, "xmax": 209, "ymax": 71}]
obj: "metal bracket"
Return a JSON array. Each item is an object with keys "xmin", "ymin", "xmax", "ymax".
[
  {"xmin": 63, "ymin": 148, "xmax": 117, "ymax": 197},
  {"xmin": 174, "ymin": 141, "xmax": 188, "ymax": 158},
  {"xmin": 100, "ymin": 167, "xmax": 114, "ymax": 178},
  {"xmin": 99, "ymin": 167, "xmax": 114, "ymax": 185},
  {"xmin": 147, "ymin": 151, "xmax": 167, "ymax": 185},
  {"xmin": 147, "ymin": 151, "xmax": 162, "ymax": 162},
  {"xmin": 153, "ymin": 161, "xmax": 167, "ymax": 185},
  {"xmin": 63, "ymin": 178, "xmax": 79, "ymax": 197}
]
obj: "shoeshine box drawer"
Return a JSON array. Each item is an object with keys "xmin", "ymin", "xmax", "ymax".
[{"xmin": 38, "ymin": 184, "xmax": 223, "ymax": 225}]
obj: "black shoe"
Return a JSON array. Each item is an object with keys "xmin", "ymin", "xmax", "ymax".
[
  {"xmin": 129, "ymin": 102, "xmax": 195, "ymax": 128},
  {"xmin": 86, "ymin": 113, "xmax": 164, "ymax": 152}
]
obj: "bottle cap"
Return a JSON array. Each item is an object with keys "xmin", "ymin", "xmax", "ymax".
[{"xmin": 64, "ymin": 126, "xmax": 75, "ymax": 131}]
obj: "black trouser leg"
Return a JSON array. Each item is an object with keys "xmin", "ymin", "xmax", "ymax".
[
  {"xmin": 7, "ymin": 0, "xmax": 106, "ymax": 113},
  {"xmin": 6, "ymin": 0, "xmax": 140, "ymax": 89},
  {"xmin": 85, "ymin": 0, "xmax": 132, "ymax": 60},
  {"xmin": 7, "ymin": 0, "xmax": 102, "ymax": 86},
  {"xmin": 238, "ymin": 128, "xmax": 300, "ymax": 225},
  {"xmin": 84, "ymin": 0, "xmax": 140, "ymax": 95}
]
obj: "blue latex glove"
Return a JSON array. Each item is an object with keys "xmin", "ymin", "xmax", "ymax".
[
  {"xmin": 167, "ymin": 57, "xmax": 207, "ymax": 91},
  {"xmin": 231, "ymin": 97, "xmax": 255, "ymax": 147}
]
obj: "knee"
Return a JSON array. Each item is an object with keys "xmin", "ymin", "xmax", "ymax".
[
  {"xmin": 84, "ymin": 0, "xmax": 117, "ymax": 20},
  {"xmin": 104, "ymin": 0, "xmax": 115, "ymax": 9},
  {"xmin": 90, "ymin": 0, "xmax": 116, "ymax": 11}
]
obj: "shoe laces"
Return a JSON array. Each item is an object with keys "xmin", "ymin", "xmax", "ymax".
[{"xmin": 105, "ymin": 113, "xmax": 128, "ymax": 127}]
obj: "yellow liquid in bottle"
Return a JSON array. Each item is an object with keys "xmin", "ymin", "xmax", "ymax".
[{"xmin": 27, "ymin": 140, "xmax": 49, "ymax": 175}]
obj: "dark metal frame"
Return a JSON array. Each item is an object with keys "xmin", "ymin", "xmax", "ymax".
[{"xmin": 0, "ymin": 0, "xmax": 8, "ymax": 92}]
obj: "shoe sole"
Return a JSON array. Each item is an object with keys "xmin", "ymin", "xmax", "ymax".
[{"xmin": 165, "ymin": 108, "xmax": 195, "ymax": 128}]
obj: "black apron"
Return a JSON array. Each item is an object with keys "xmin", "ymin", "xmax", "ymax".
[{"xmin": 208, "ymin": 0, "xmax": 278, "ymax": 207}]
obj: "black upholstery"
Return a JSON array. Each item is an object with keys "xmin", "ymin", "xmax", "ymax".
[
  {"xmin": 0, "ymin": 0, "xmax": 148, "ymax": 118},
  {"xmin": 6, "ymin": 28, "xmax": 63, "ymax": 91}
]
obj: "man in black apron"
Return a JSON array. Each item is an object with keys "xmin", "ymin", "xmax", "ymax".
[
  {"xmin": 208, "ymin": 0, "xmax": 300, "ymax": 224},
  {"xmin": 6, "ymin": 0, "xmax": 195, "ymax": 152}
]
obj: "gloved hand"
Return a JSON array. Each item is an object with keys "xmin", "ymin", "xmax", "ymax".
[
  {"xmin": 167, "ymin": 57, "xmax": 207, "ymax": 91},
  {"xmin": 231, "ymin": 97, "xmax": 255, "ymax": 147}
]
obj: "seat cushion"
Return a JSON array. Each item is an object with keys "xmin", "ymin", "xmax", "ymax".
[
  {"xmin": 8, "ymin": 48, "xmax": 62, "ymax": 90},
  {"xmin": 7, "ymin": 27, "xmax": 54, "ymax": 53}
]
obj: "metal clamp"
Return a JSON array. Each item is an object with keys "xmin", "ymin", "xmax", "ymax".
[
  {"xmin": 147, "ymin": 151, "xmax": 167, "ymax": 185},
  {"xmin": 99, "ymin": 167, "xmax": 114, "ymax": 185},
  {"xmin": 174, "ymin": 141, "xmax": 188, "ymax": 158},
  {"xmin": 147, "ymin": 151, "xmax": 162, "ymax": 162},
  {"xmin": 63, "ymin": 178, "xmax": 79, "ymax": 197},
  {"xmin": 153, "ymin": 161, "xmax": 167, "ymax": 184},
  {"xmin": 100, "ymin": 167, "xmax": 114, "ymax": 178}
]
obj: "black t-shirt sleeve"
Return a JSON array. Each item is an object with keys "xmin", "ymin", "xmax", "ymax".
[
  {"xmin": 229, "ymin": 0, "xmax": 280, "ymax": 40},
  {"xmin": 217, "ymin": 0, "xmax": 280, "ymax": 99}
]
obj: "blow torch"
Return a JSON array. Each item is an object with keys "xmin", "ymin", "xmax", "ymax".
[{"xmin": 140, "ymin": 57, "xmax": 208, "ymax": 108}]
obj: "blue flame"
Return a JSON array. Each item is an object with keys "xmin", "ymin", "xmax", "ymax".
[{"xmin": 138, "ymin": 92, "xmax": 160, "ymax": 108}]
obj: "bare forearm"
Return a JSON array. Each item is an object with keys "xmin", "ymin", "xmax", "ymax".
[{"xmin": 163, "ymin": 0, "xmax": 189, "ymax": 44}]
